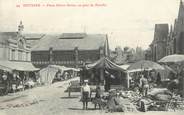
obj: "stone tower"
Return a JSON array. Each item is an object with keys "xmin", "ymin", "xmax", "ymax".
[
  {"xmin": 150, "ymin": 24, "xmax": 168, "ymax": 61},
  {"xmin": 174, "ymin": 0, "xmax": 184, "ymax": 54}
]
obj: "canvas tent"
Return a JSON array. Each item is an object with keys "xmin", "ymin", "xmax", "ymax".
[
  {"xmin": 86, "ymin": 57, "xmax": 126, "ymax": 72},
  {"xmin": 39, "ymin": 65, "xmax": 80, "ymax": 85},
  {"xmin": 84, "ymin": 58, "xmax": 127, "ymax": 90}
]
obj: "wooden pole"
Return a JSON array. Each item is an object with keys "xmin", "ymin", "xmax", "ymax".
[
  {"xmin": 74, "ymin": 47, "xmax": 79, "ymax": 68},
  {"xmin": 127, "ymin": 72, "xmax": 130, "ymax": 89},
  {"xmin": 100, "ymin": 68, "xmax": 104, "ymax": 85}
]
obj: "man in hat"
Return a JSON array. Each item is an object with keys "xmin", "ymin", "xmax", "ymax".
[{"xmin": 81, "ymin": 80, "xmax": 91, "ymax": 110}]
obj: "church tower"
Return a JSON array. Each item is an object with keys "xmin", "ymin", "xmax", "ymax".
[
  {"xmin": 18, "ymin": 21, "xmax": 24, "ymax": 35},
  {"xmin": 175, "ymin": 0, "xmax": 184, "ymax": 32},
  {"xmin": 174, "ymin": 0, "xmax": 184, "ymax": 54},
  {"xmin": 178, "ymin": 0, "xmax": 184, "ymax": 20}
]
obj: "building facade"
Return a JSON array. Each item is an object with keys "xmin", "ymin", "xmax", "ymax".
[
  {"xmin": 28, "ymin": 33, "xmax": 110, "ymax": 68},
  {"xmin": 150, "ymin": 0, "xmax": 184, "ymax": 61},
  {"xmin": 150, "ymin": 24, "xmax": 169, "ymax": 61},
  {"xmin": 0, "ymin": 21, "xmax": 31, "ymax": 62},
  {"xmin": 167, "ymin": 0, "xmax": 184, "ymax": 54},
  {"xmin": 145, "ymin": 48, "xmax": 152, "ymax": 61}
]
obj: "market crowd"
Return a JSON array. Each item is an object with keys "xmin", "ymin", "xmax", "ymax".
[
  {"xmin": 0, "ymin": 70, "xmax": 39, "ymax": 95},
  {"xmin": 79, "ymin": 69, "xmax": 184, "ymax": 112}
]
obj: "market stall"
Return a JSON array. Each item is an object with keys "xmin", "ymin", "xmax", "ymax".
[
  {"xmin": 124, "ymin": 60, "xmax": 165, "ymax": 89},
  {"xmin": 39, "ymin": 65, "xmax": 80, "ymax": 85},
  {"xmin": 83, "ymin": 57, "xmax": 126, "ymax": 91},
  {"xmin": 0, "ymin": 60, "xmax": 39, "ymax": 94},
  {"xmin": 0, "ymin": 60, "xmax": 39, "ymax": 72},
  {"xmin": 159, "ymin": 54, "xmax": 184, "ymax": 97}
]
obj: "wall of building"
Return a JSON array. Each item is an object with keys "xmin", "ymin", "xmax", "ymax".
[
  {"xmin": 156, "ymin": 42, "xmax": 167, "ymax": 60},
  {"xmin": 31, "ymin": 50, "xmax": 101, "ymax": 68},
  {"xmin": 0, "ymin": 46, "xmax": 9, "ymax": 60},
  {"xmin": 0, "ymin": 38, "xmax": 31, "ymax": 62},
  {"xmin": 174, "ymin": 21, "xmax": 184, "ymax": 54},
  {"xmin": 150, "ymin": 24, "xmax": 168, "ymax": 62}
]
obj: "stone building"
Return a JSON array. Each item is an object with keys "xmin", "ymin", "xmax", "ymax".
[
  {"xmin": 145, "ymin": 48, "xmax": 152, "ymax": 61},
  {"xmin": 150, "ymin": 0, "xmax": 184, "ymax": 61},
  {"xmin": 167, "ymin": 0, "xmax": 184, "ymax": 54},
  {"xmin": 0, "ymin": 21, "xmax": 36, "ymax": 71},
  {"xmin": 29, "ymin": 33, "xmax": 110, "ymax": 68},
  {"xmin": 0, "ymin": 21, "xmax": 31, "ymax": 62},
  {"xmin": 150, "ymin": 24, "xmax": 169, "ymax": 61}
]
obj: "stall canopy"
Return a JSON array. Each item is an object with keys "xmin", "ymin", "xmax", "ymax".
[
  {"xmin": 119, "ymin": 64, "xmax": 153, "ymax": 73},
  {"xmin": 158, "ymin": 54, "xmax": 184, "ymax": 63},
  {"xmin": 127, "ymin": 60, "xmax": 164, "ymax": 72},
  {"xmin": 0, "ymin": 60, "xmax": 39, "ymax": 72},
  {"xmin": 119, "ymin": 64, "xmax": 130, "ymax": 70},
  {"xmin": 161, "ymin": 65, "xmax": 176, "ymax": 74},
  {"xmin": 120, "ymin": 64, "xmax": 151, "ymax": 73},
  {"xmin": 39, "ymin": 65, "xmax": 79, "ymax": 85},
  {"xmin": 49, "ymin": 65, "xmax": 80, "ymax": 72},
  {"xmin": 86, "ymin": 57, "xmax": 126, "ymax": 72}
]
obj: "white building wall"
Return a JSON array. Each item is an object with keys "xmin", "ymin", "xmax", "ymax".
[
  {"xmin": 15, "ymin": 49, "xmax": 18, "ymax": 60},
  {"xmin": 0, "ymin": 47, "xmax": 5, "ymax": 60},
  {"xmin": 0, "ymin": 38, "xmax": 31, "ymax": 62},
  {"xmin": 22, "ymin": 51, "xmax": 26, "ymax": 61},
  {"xmin": 28, "ymin": 52, "xmax": 31, "ymax": 61},
  {"xmin": 4, "ymin": 47, "xmax": 9, "ymax": 60},
  {"xmin": 9, "ymin": 48, "xmax": 12, "ymax": 60}
]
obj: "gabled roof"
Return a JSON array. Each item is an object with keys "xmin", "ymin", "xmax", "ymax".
[
  {"xmin": 0, "ymin": 32, "xmax": 18, "ymax": 43},
  {"xmin": 59, "ymin": 33, "xmax": 87, "ymax": 39},
  {"xmin": 32, "ymin": 33, "xmax": 108, "ymax": 51},
  {"xmin": 24, "ymin": 33, "xmax": 46, "ymax": 47},
  {"xmin": 24, "ymin": 33, "xmax": 45, "ymax": 40}
]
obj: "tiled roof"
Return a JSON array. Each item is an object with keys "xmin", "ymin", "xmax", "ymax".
[
  {"xmin": 24, "ymin": 33, "xmax": 45, "ymax": 46},
  {"xmin": 0, "ymin": 32, "xmax": 18, "ymax": 43},
  {"xmin": 32, "ymin": 33, "xmax": 107, "ymax": 51},
  {"xmin": 59, "ymin": 33, "xmax": 87, "ymax": 39},
  {"xmin": 24, "ymin": 33, "xmax": 45, "ymax": 40}
]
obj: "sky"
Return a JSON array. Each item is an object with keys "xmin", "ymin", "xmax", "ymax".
[{"xmin": 0, "ymin": 0, "xmax": 182, "ymax": 50}]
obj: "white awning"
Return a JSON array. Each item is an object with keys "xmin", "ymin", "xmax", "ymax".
[
  {"xmin": 119, "ymin": 64, "xmax": 130, "ymax": 70},
  {"xmin": 119, "ymin": 64, "xmax": 152, "ymax": 73},
  {"xmin": 127, "ymin": 68, "xmax": 152, "ymax": 73},
  {"xmin": 48, "ymin": 65, "xmax": 80, "ymax": 71},
  {"xmin": 0, "ymin": 60, "xmax": 39, "ymax": 72}
]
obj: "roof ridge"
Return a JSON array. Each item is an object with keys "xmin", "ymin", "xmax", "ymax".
[{"xmin": 31, "ymin": 34, "xmax": 107, "ymax": 51}]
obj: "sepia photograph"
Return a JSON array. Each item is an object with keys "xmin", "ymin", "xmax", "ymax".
[{"xmin": 1, "ymin": 0, "xmax": 184, "ymax": 115}]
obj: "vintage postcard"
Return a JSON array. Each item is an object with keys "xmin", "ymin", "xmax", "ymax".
[{"xmin": 0, "ymin": 0, "xmax": 184, "ymax": 115}]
